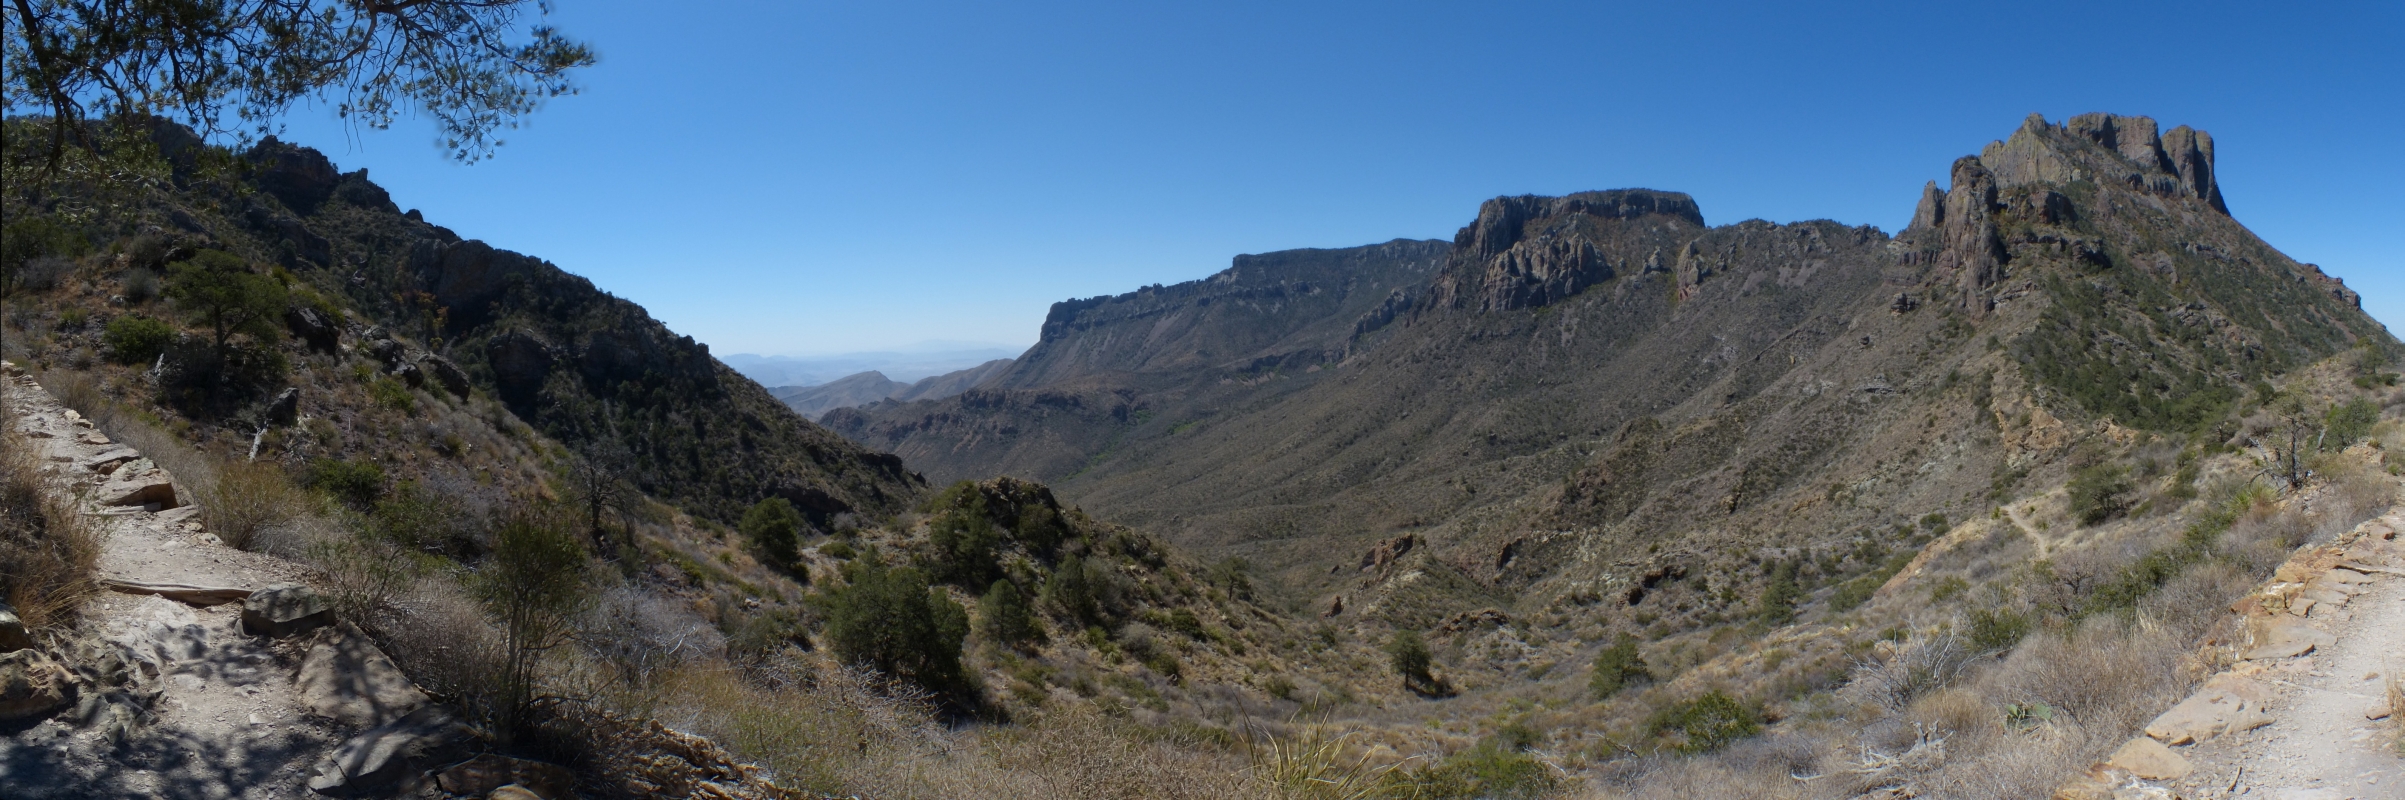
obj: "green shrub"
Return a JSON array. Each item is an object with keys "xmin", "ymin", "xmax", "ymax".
[
  {"xmin": 165, "ymin": 249, "xmax": 285, "ymax": 357},
  {"xmin": 1828, "ymin": 576, "xmax": 1880, "ymax": 612},
  {"xmin": 978, "ymin": 579, "xmax": 1043, "ymax": 647},
  {"xmin": 924, "ymin": 487, "xmax": 1000, "ymax": 586},
  {"xmin": 1042, "ymin": 553, "xmax": 1111, "ymax": 626},
  {"xmin": 1648, "ymin": 690, "xmax": 1760, "ymax": 754},
  {"xmin": 368, "ymin": 377, "xmax": 414, "ymax": 413},
  {"xmin": 2068, "ymin": 464, "xmax": 2133, "ymax": 525},
  {"xmin": 1387, "ymin": 629, "xmax": 1432, "ymax": 685},
  {"xmin": 102, "ymin": 315, "xmax": 175, "ymax": 365},
  {"xmin": 1589, "ymin": 633, "xmax": 1651, "ymax": 700},
  {"xmin": 740, "ymin": 497, "xmax": 803, "ymax": 571},
  {"xmin": 302, "ymin": 459, "xmax": 385, "ymax": 509},
  {"xmin": 1966, "ymin": 607, "xmax": 2032, "ymax": 653},
  {"xmin": 823, "ymin": 556, "xmax": 971, "ymax": 698},
  {"xmin": 2326, "ymin": 398, "xmax": 2379, "ymax": 449},
  {"xmin": 819, "ymin": 540, "xmax": 857, "ymax": 560},
  {"xmin": 1757, "ymin": 560, "xmax": 1801, "ymax": 625}
]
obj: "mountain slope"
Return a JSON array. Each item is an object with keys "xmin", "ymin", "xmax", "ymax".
[
  {"xmin": 829, "ymin": 113, "xmax": 2389, "ymax": 613},
  {"xmin": 775, "ymin": 358, "xmax": 1015, "ymax": 420}
]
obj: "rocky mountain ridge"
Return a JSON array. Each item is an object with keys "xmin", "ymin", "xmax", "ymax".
[{"xmin": 773, "ymin": 358, "xmax": 1014, "ymax": 420}]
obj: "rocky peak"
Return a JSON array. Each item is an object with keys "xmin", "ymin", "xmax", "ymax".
[
  {"xmin": 1976, "ymin": 112, "xmax": 2228, "ymax": 214},
  {"xmin": 1433, "ymin": 189, "xmax": 1704, "ymax": 313}
]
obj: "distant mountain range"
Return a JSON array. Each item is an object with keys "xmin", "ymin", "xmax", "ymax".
[
  {"xmin": 771, "ymin": 359, "xmax": 1015, "ymax": 420},
  {"xmin": 720, "ymin": 345, "xmax": 1024, "ymax": 387}
]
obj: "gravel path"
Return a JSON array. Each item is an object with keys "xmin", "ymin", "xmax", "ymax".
[{"xmin": 1, "ymin": 373, "xmax": 340, "ymax": 799}]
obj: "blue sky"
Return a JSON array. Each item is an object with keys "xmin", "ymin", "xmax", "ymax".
[{"xmin": 274, "ymin": 0, "xmax": 2405, "ymax": 357}]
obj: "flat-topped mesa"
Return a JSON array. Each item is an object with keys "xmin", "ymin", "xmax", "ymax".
[{"xmin": 1434, "ymin": 189, "xmax": 1705, "ymax": 312}]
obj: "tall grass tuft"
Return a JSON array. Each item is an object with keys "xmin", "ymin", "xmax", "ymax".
[{"xmin": 0, "ymin": 402, "xmax": 102, "ymax": 631}]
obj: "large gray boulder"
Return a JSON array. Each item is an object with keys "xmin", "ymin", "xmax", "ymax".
[
  {"xmin": 297, "ymin": 633, "xmax": 428, "ymax": 728},
  {"xmin": 305, "ymin": 704, "xmax": 475, "ymax": 795},
  {"xmin": 242, "ymin": 583, "xmax": 333, "ymax": 638}
]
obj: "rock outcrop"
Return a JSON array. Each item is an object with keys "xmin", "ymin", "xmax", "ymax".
[{"xmin": 1429, "ymin": 189, "xmax": 1704, "ymax": 312}]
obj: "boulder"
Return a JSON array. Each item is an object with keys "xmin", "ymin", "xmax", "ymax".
[
  {"xmin": 297, "ymin": 633, "xmax": 428, "ymax": 728},
  {"xmin": 490, "ymin": 786, "xmax": 546, "ymax": 800},
  {"xmin": 366, "ymin": 336, "xmax": 405, "ymax": 366},
  {"xmin": 94, "ymin": 462, "xmax": 179, "ymax": 508},
  {"xmin": 243, "ymin": 583, "xmax": 333, "ymax": 638},
  {"xmin": 389, "ymin": 360, "xmax": 424, "ymax": 389},
  {"xmin": 2142, "ymin": 678, "xmax": 2272, "ymax": 744},
  {"xmin": 305, "ymin": 704, "xmax": 475, "ymax": 795},
  {"xmin": 0, "ymin": 603, "xmax": 30, "ymax": 651},
  {"xmin": 2103, "ymin": 736, "xmax": 2191, "ymax": 781},
  {"xmin": 435, "ymin": 754, "xmax": 575, "ymax": 799},
  {"xmin": 286, "ymin": 305, "xmax": 340, "ymax": 353},
  {"xmin": 266, "ymin": 387, "xmax": 302, "ymax": 427},
  {"xmin": 2243, "ymin": 617, "xmax": 2337, "ymax": 660},
  {"xmin": 0, "ymin": 650, "xmax": 74, "ymax": 722},
  {"xmin": 423, "ymin": 356, "xmax": 471, "ymax": 398}
]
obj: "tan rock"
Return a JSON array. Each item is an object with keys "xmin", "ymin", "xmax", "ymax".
[
  {"xmin": 298, "ymin": 633, "xmax": 428, "ymax": 728},
  {"xmin": 0, "ymin": 650, "xmax": 73, "ymax": 722},
  {"xmin": 489, "ymin": 786, "xmax": 545, "ymax": 800},
  {"xmin": 2369, "ymin": 703, "xmax": 2393, "ymax": 721},
  {"xmin": 2104, "ymin": 737, "xmax": 2191, "ymax": 780},
  {"xmin": 100, "ymin": 579, "xmax": 251, "ymax": 607},
  {"xmin": 2323, "ymin": 567, "xmax": 2373, "ymax": 584},
  {"xmin": 2143, "ymin": 684, "xmax": 2273, "ymax": 744},
  {"xmin": 93, "ymin": 464, "xmax": 178, "ymax": 508},
  {"xmin": 0, "ymin": 604, "xmax": 31, "ymax": 652},
  {"xmin": 2243, "ymin": 617, "xmax": 2337, "ymax": 660}
]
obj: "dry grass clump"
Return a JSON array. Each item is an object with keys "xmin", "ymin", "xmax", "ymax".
[
  {"xmin": 643, "ymin": 652, "xmax": 1258, "ymax": 799},
  {"xmin": 0, "ymin": 407, "xmax": 102, "ymax": 631},
  {"xmin": 201, "ymin": 458, "xmax": 308, "ymax": 549}
]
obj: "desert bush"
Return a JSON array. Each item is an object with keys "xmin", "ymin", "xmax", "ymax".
[
  {"xmin": 1844, "ymin": 629, "xmax": 1976, "ymax": 713},
  {"xmin": 202, "ymin": 459, "xmax": 306, "ymax": 550},
  {"xmin": 474, "ymin": 508, "xmax": 593, "ymax": 737},
  {"xmin": 1648, "ymin": 690, "xmax": 1761, "ymax": 754},
  {"xmin": 14, "ymin": 255, "xmax": 73, "ymax": 292},
  {"xmin": 579, "ymin": 583, "xmax": 724, "ymax": 687},
  {"xmin": 2068, "ymin": 464, "xmax": 2133, "ymax": 525},
  {"xmin": 1964, "ymin": 607, "xmax": 2032, "ymax": 654},
  {"xmin": 1994, "ymin": 617, "xmax": 2183, "ymax": 731},
  {"xmin": 1380, "ymin": 740, "xmax": 1558, "ymax": 800},
  {"xmin": 367, "ymin": 376, "xmax": 414, "ymax": 412},
  {"xmin": 301, "ymin": 458, "xmax": 385, "ymax": 509},
  {"xmin": 1589, "ymin": 633, "xmax": 1651, "ymax": 700},
  {"xmin": 121, "ymin": 268, "xmax": 161, "ymax": 303},
  {"xmin": 0, "ymin": 415, "xmax": 101, "ymax": 631},
  {"xmin": 300, "ymin": 523, "xmax": 417, "ymax": 629},
  {"xmin": 823, "ymin": 555, "xmax": 972, "ymax": 699},
  {"xmin": 102, "ymin": 315, "xmax": 174, "ymax": 365},
  {"xmin": 740, "ymin": 496, "xmax": 802, "ymax": 571},
  {"xmin": 1757, "ymin": 560, "xmax": 1801, "ymax": 624},
  {"xmin": 1043, "ymin": 552, "xmax": 1116, "ymax": 626},
  {"xmin": 1242, "ymin": 721, "xmax": 1391, "ymax": 800}
]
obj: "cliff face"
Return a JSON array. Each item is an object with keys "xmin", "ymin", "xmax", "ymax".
[{"xmin": 179, "ymin": 132, "xmax": 925, "ymax": 523}]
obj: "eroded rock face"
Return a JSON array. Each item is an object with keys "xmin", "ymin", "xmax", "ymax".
[
  {"xmin": 1430, "ymin": 189, "xmax": 1704, "ymax": 312},
  {"xmin": 1939, "ymin": 156, "xmax": 2006, "ymax": 315},
  {"xmin": 245, "ymin": 137, "xmax": 341, "ymax": 216},
  {"xmin": 487, "ymin": 329, "xmax": 556, "ymax": 406},
  {"xmin": 242, "ymin": 583, "xmax": 333, "ymax": 638}
]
